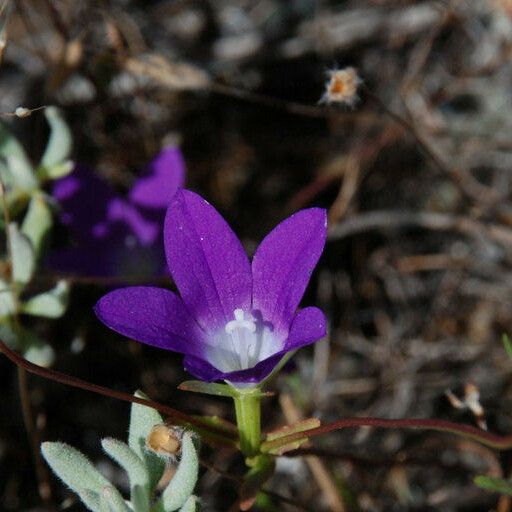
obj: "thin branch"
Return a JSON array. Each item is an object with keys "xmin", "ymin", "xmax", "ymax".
[
  {"xmin": 262, "ymin": 417, "xmax": 512, "ymax": 453},
  {"xmin": 0, "ymin": 338, "xmax": 238, "ymax": 446}
]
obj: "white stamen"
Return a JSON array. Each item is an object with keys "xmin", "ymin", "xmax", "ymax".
[
  {"xmin": 225, "ymin": 308, "xmax": 256, "ymax": 334},
  {"xmin": 206, "ymin": 309, "xmax": 278, "ymax": 374}
]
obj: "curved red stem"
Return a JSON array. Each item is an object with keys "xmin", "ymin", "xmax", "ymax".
[
  {"xmin": 262, "ymin": 417, "xmax": 512, "ymax": 452},
  {"xmin": 0, "ymin": 338, "xmax": 236, "ymax": 444}
]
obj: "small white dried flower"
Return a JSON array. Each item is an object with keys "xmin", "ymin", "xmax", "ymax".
[
  {"xmin": 1, "ymin": 105, "xmax": 47, "ymax": 118},
  {"xmin": 14, "ymin": 106, "xmax": 31, "ymax": 118},
  {"xmin": 446, "ymin": 382, "xmax": 487, "ymax": 430},
  {"xmin": 320, "ymin": 67, "xmax": 361, "ymax": 106}
]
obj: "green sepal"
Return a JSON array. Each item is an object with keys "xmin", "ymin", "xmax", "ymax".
[{"xmin": 178, "ymin": 380, "xmax": 239, "ymax": 398}]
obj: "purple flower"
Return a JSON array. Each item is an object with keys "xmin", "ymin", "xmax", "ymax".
[
  {"xmin": 94, "ymin": 189, "xmax": 327, "ymax": 385},
  {"xmin": 50, "ymin": 147, "xmax": 185, "ymax": 276}
]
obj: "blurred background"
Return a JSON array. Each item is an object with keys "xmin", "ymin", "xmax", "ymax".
[{"xmin": 2, "ymin": 0, "xmax": 512, "ymax": 510}]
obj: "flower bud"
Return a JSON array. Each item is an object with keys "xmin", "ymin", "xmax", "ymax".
[{"xmin": 146, "ymin": 424, "xmax": 182, "ymax": 457}]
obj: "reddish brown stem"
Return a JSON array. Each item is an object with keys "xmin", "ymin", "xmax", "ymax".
[
  {"xmin": 262, "ymin": 417, "xmax": 512, "ymax": 453},
  {"xmin": 0, "ymin": 339, "xmax": 237, "ymax": 445},
  {"xmin": 4, "ymin": 336, "xmax": 511, "ymax": 455}
]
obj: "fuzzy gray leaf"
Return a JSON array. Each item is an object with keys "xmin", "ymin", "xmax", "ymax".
[
  {"xmin": 42, "ymin": 442, "xmax": 111, "ymax": 512},
  {"xmin": 9, "ymin": 222, "xmax": 35, "ymax": 285},
  {"xmin": 21, "ymin": 281, "xmax": 69, "ymax": 318},
  {"xmin": 128, "ymin": 391, "xmax": 165, "ymax": 491},
  {"xmin": 101, "ymin": 438, "xmax": 149, "ymax": 512},
  {"xmin": 154, "ymin": 433, "xmax": 198, "ymax": 512},
  {"xmin": 40, "ymin": 106, "xmax": 72, "ymax": 169},
  {"xmin": 21, "ymin": 193, "xmax": 52, "ymax": 257}
]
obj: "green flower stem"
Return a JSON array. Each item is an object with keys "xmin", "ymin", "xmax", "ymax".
[{"xmin": 233, "ymin": 388, "xmax": 262, "ymax": 458}]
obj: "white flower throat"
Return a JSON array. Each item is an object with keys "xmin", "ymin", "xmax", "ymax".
[
  {"xmin": 225, "ymin": 308, "xmax": 256, "ymax": 335},
  {"xmin": 207, "ymin": 308, "xmax": 278, "ymax": 372},
  {"xmin": 224, "ymin": 309, "xmax": 256, "ymax": 369}
]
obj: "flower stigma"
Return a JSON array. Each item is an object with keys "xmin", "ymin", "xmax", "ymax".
[
  {"xmin": 225, "ymin": 309, "xmax": 257, "ymax": 370},
  {"xmin": 225, "ymin": 308, "xmax": 256, "ymax": 334}
]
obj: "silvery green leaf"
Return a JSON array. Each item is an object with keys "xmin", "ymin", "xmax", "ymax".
[
  {"xmin": 5, "ymin": 153, "xmax": 37, "ymax": 190},
  {"xmin": 0, "ymin": 159, "xmax": 11, "ymax": 188},
  {"xmin": 0, "ymin": 323, "xmax": 17, "ymax": 348},
  {"xmin": 41, "ymin": 441, "xmax": 112, "ymax": 512},
  {"xmin": 38, "ymin": 159, "xmax": 73, "ymax": 181},
  {"xmin": 98, "ymin": 485, "xmax": 131, "ymax": 512},
  {"xmin": 81, "ymin": 487, "xmax": 131, "ymax": 512},
  {"xmin": 21, "ymin": 193, "xmax": 52, "ymax": 257},
  {"xmin": 154, "ymin": 433, "xmax": 198, "ymax": 512},
  {"xmin": 24, "ymin": 337, "xmax": 55, "ymax": 367},
  {"xmin": 6, "ymin": 188, "xmax": 30, "ymax": 219},
  {"xmin": 21, "ymin": 281, "xmax": 69, "ymax": 318},
  {"xmin": 40, "ymin": 107, "xmax": 72, "ymax": 169},
  {"xmin": 0, "ymin": 122, "xmax": 36, "ymax": 189},
  {"xmin": 1, "ymin": 323, "xmax": 55, "ymax": 366},
  {"xmin": 9, "ymin": 222, "xmax": 35, "ymax": 284},
  {"xmin": 78, "ymin": 490, "xmax": 101, "ymax": 512},
  {"xmin": 101, "ymin": 438, "xmax": 149, "ymax": 512},
  {"xmin": 0, "ymin": 278, "xmax": 16, "ymax": 317},
  {"xmin": 129, "ymin": 390, "xmax": 165, "ymax": 491},
  {"xmin": 178, "ymin": 497, "xmax": 198, "ymax": 512}
]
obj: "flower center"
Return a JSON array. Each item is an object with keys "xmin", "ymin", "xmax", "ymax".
[
  {"xmin": 206, "ymin": 309, "xmax": 279, "ymax": 374},
  {"xmin": 224, "ymin": 309, "xmax": 257, "ymax": 370},
  {"xmin": 225, "ymin": 308, "xmax": 256, "ymax": 335}
]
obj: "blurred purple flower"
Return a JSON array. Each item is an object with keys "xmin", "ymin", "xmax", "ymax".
[
  {"xmin": 95, "ymin": 189, "xmax": 327, "ymax": 385},
  {"xmin": 50, "ymin": 147, "xmax": 186, "ymax": 277}
]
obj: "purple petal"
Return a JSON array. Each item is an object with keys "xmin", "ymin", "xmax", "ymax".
[
  {"xmin": 183, "ymin": 307, "xmax": 326, "ymax": 383},
  {"xmin": 52, "ymin": 164, "xmax": 115, "ymax": 242},
  {"xmin": 108, "ymin": 198, "xmax": 160, "ymax": 245},
  {"xmin": 49, "ymin": 245, "xmax": 115, "ymax": 277},
  {"xmin": 183, "ymin": 353, "xmax": 282, "ymax": 384},
  {"xmin": 49, "ymin": 227, "xmax": 166, "ymax": 278},
  {"xmin": 284, "ymin": 306, "xmax": 326, "ymax": 350},
  {"xmin": 129, "ymin": 147, "xmax": 186, "ymax": 210},
  {"xmin": 94, "ymin": 286, "xmax": 205, "ymax": 356},
  {"xmin": 164, "ymin": 190, "xmax": 252, "ymax": 332},
  {"xmin": 252, "ymin": 208, "xmax": 327, "ymax": 334}
]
